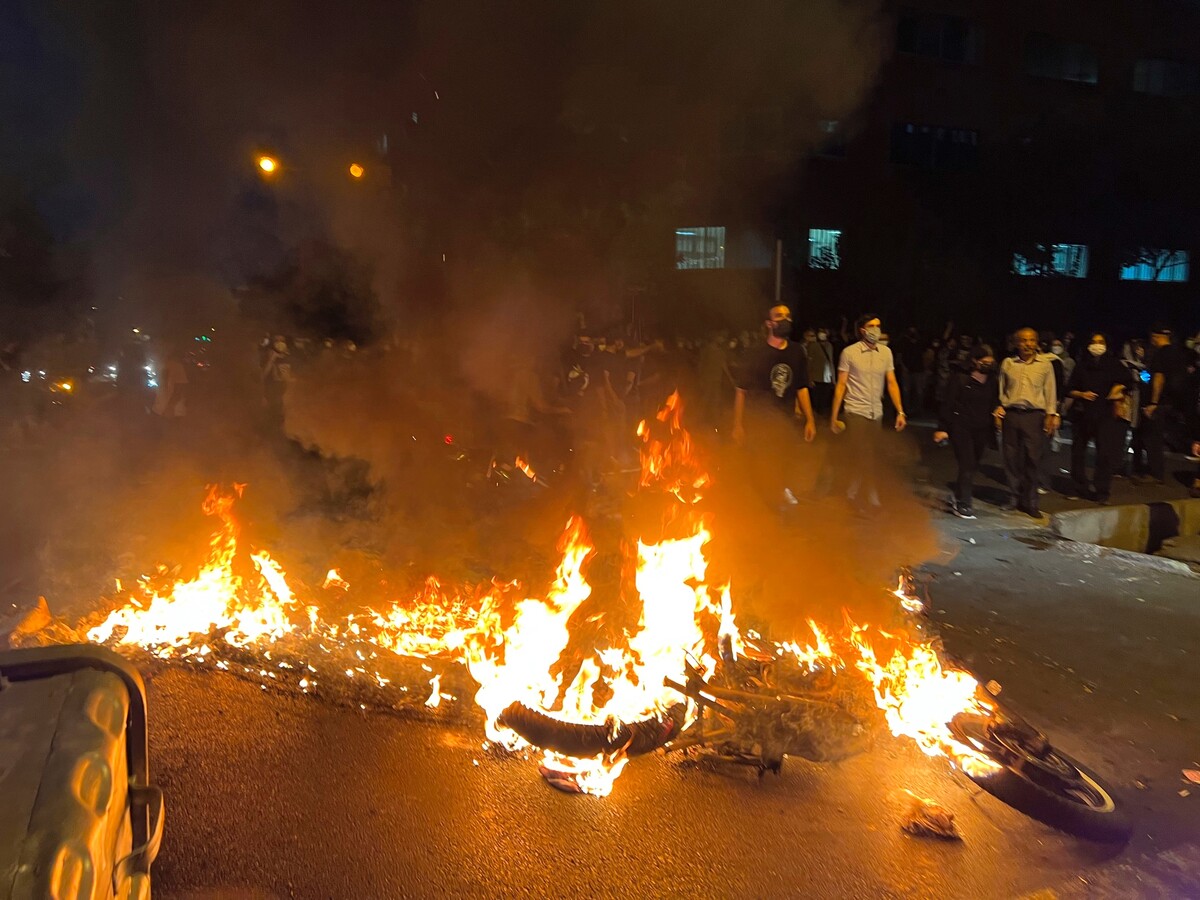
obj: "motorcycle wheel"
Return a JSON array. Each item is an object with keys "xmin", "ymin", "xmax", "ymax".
[{"xmin": 952, "ymin": 717, "xmax": 1132, "ymax": 843}]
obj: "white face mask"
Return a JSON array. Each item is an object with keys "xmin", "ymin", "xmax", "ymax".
[
  {"xmin": 817, "ymin": 331, "xmax": 828, "ymax": 341},
  {"xmin": 863, "ymin": 326, "xmax": 881, "ymax": 344},
  {"xmin": 273, "ymin": 341, "xmax": 287, "ymax": 353},
  {"xmin": 1051, "ymin": 345, "xmax": 1064, "ymax": 355},
  {"xmin": 1087, "ymin": 343, "xmax": 1105, "ymax": 357}
]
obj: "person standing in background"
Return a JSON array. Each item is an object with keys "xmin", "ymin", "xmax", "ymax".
[
  {"xmin": 1064, "ymin": 333, "xmax": 1131, "ymax": 505},
  {"xmin": 933, "ymin": 344, "xmax": 999, "ymax": 519},
  {"xmin": 995, "ymin": 327, "xmax": 1059, "ymax": 517},
  {"xmin": 803, "ymin": 327, "xmax": 836, "ymax": 414}
]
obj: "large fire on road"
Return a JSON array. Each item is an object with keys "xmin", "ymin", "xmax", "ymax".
[{"xmin": 75, "ymin": 393, "xmax": 999, "ymax": 795}]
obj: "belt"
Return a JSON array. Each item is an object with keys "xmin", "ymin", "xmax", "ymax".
[{"xmin": 1005, "ymin": 407, "xmax": 1044, "ymax": 413}]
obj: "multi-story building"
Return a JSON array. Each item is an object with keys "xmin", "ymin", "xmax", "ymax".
[{"xmin": 672, "ymin": 0, "xmax": 1200, "ymax": 337}]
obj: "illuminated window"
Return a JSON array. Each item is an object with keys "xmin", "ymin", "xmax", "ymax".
[
  {"xmin": 1024, "ymin": 33, "xmax": 1098, "ymax": 84},
  {"xmin": 897, "ymin": 12, "xmax": 980, "ymax": 64},
  {"xmin": 890, "ymin": 123, "xmax": 978, "ymax": 169},
  {"xmin": 1134, "ymin": 59, "xmax": 1200, "ymax": 96},
  {"xmin": 1119, "ymin": 249, "xmax": 1189, "ymax": 282},
  {"xmin": 675, "ymin": 227, "xmax": 725, "ymax": 269},
  {"xmin": 1012, "ymin": 243, "xmax": 1089, "ymax": 278},
  {"xmin": 808, "ymin": 229, "xmax": 842, "ymax": 270}
]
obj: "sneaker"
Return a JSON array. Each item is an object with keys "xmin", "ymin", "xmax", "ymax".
[
  {"xmin": 998, "ymin": 498, "xmax": 1017, "ymax": 511},
  {"xmin": 1131, "ymin": 475, "xmax": 1165, "ymax": 487},
  {"xmin": 1095, "ymin": 495, "xmax": 1110, "ymax": 506},
  {"xmin": 1037, "ymin": 487, "xmax": 1048, "ymax": 495},
  {"xmin": 952, "ymin": 503, "xmax": 977, "ymax": 520},
  {"xmin": 1061, "ymin": 488, "xmax": 1083, "ymax": 501}
]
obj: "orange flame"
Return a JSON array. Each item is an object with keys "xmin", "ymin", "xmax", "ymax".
[{"xmin": 84, "ymin": 395, "xmax": 1004, "ymax": 794}]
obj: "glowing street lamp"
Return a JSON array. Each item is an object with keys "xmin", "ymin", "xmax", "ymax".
[
  {"xmin": 348, "ymin": 163, "xmax": 364, "ymax": 179},
  {"xmin": 257, "ymin": 155, "xmax": 278, "ymax": 175}
]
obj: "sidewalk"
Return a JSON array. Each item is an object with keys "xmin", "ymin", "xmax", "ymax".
[{"xmin": 909, "ymin": 420, "xmax": 1196, "ymax": 522}]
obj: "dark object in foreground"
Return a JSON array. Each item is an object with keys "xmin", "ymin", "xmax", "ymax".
[{"xmin": 0, "ymin": 643, "xmax": 164, "ymax": 898}]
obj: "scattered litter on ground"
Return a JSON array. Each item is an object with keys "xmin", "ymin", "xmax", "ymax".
[
  {"xmin": 901, "ymin": 792, "xmax": 961, "ymax": 840},
  {"xmin": 1179, "ymin": 789, "xmax": 1190, "ymax": 798},
  {"xmin": 1183, "ymin": 770, "xmax": 1200, "ymax": 784}
]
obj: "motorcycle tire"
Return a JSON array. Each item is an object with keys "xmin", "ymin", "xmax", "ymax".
[
  {"xmin": 497, "ymin": 702, "xmax": 684, "ymax": 758},
  {"xmin": 954, "ymin": 719, "xmax": 1132, "ymax": 843}
]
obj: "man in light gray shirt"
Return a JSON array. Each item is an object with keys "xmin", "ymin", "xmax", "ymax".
[
  {"xmin": 994, "ymin": 327, "xmax": 1060, "ymax": 517},
  {"xmin": 830, "ymin": 313, "xmax": 908, "ymax": 509}
]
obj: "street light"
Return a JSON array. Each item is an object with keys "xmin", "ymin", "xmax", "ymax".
[
  {"xmin": 257, "ymin": 155, "xmax": 278, "ymax": 175},
  {"xmin": 348, "ymin": 163, "xmax": 364, "ymax": 179}
]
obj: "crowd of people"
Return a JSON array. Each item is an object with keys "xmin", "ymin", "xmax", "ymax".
[
  {"xmin": 3, "ymin": 311, "xmax": 1199, "ymax": 519},
  {"xmin": 720, "ymin": 309, "xmax": 1200, "ymax": 517}
]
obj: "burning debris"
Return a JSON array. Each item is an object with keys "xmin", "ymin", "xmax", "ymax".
[
  {"xmin": 37, "ymin": 392, "xmax": 1011, "ymax": 798},
  {"xmin": 900, "ymin": 792, "xmax": 962, "ymax": 841}
]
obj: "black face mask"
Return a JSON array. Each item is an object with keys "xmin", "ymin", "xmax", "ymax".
[
  {"xmin": 771, "ymin": 320, "xmax": 793, "ymax": 339},
  {"xmin": 975, "ymin": 363, "xmax": 993, "ymax": 374}
]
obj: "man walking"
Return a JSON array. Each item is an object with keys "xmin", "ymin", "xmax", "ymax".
[
  {"xmin": 830, "ymin": 313, "xmax": 907, "ymax": 510},
  {"xmin": 732, "ymin": 304, "xmax": 817, "ymax": 506},
  {"xmin": 995, "ymin": 327, "xmax": 1059, "ymax": 517}
]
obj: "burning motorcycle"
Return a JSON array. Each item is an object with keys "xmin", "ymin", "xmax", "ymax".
[
  {"xmin": 681, "ymin": 638, "xmax": 1133, "ymax": 844},
  {"xmin": 500, "ymin": 619, "xmax": 1131, "ymax": 843}
]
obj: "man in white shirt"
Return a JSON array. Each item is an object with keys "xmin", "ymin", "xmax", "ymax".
[{"xmin": 830, "ymin": 313, "xmax": 907, "ymax": 509}]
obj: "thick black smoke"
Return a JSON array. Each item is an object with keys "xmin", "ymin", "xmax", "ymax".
[{"xmin": 1, "ymin": 1, "xmax": 912, "ymax": 630}]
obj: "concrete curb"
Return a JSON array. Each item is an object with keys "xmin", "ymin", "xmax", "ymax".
[{"xmin": 1050, "ymin": 498, "xmax": 1200, "ymax": 555}]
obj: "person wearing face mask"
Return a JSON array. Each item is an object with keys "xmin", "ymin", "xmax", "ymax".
[
  {"xmin": 1049, "ymin": 337, "xmax": 1075, "ymax": 383},
  {"xmin": 1064, "ymin": 333, "xmax": 1132, "ymax": 504},
  {"xmin": 732, "ymin": 304, "xmax": 817, "ymax": 506},
  {"xmin": 830, "ymin": 313, "xmax": 907, "ymax": 510},
  {"xmin": 803, "ymin": 327, "xmax": 836, "ymax": 413},
  {"xmin": 933, "ymin": 344, "xmax": 999, "ymax": 519}
]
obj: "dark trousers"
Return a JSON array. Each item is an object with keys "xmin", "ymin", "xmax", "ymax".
[
  {"xmin": 1002, "ymin": 408, "xmax": 1045, "ymax": 508},
  {"xmin": 1132, "ymin": 413, "xmax": 1165, "ymax": 480},
  {"xmin": 1071, "ymin": 415, "xmax": 1126, "ymax": 498},
  {"xmin": 811, "ymin": 381, "xmax": 833, "ymax": 414},
  {"xmin": 843, "ymin": 412, "xmax": 884, "ymax": 503},
  {"xmin": 949, "ymin": 425, "xmax": 992, "ymax": 506}
]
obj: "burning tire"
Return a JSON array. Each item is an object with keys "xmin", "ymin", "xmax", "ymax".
[
  {"xmin": 497, "ymin": 702, "xmax": 685, "ymax": 758},
  {"xmin": 951, "ymin": 715, "xmax": 1132, "ymax": 843}
]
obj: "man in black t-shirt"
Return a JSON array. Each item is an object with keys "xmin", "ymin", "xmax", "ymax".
[
  {"xmin": 731, "ymin": 304, "xmax": 817, "ymax": 506},
  {"xmin": 732, "ymin": 304, "xmax": 817, "ymax": 442}
]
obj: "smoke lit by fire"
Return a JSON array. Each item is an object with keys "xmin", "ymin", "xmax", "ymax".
[{"xmin": 80, "ymin": 392, "xmax": 996, "ymax": 795}]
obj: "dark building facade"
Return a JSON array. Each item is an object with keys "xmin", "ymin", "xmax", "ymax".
[{"xmin": 671, "ymin": 0, "xmax": 1200, "ymax": 338}]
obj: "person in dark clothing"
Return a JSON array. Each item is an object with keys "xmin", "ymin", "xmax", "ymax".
[
  {"xmin": 933, "ymin": 344, "xmax": 999, "ymax": 519},
  {"xmin": 1064, "ymin": 333, "xmax": 1132, "ymax": 504},
  {"xmin": 1134, "ymin": 324, "xmax": 1190, "ymax": 484},
  {"xmin": 732, "ymin": 303, "xmax": 817, "ymax": 507}
]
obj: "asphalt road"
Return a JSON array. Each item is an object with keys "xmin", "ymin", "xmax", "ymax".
[{"xmin": 141, "ymin": 505, "xmax": 1200, "ymax": 899}]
